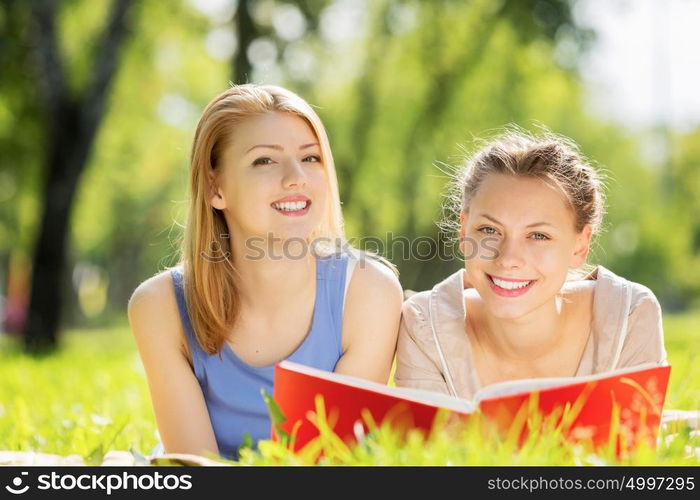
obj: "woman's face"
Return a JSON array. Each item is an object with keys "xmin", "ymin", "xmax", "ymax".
[
  {"xmin": 210, "ymin": 111, "xmax": 327, "ymax": 245},
  {"xmin": 460, "ymin": 174, "xmax": 592, "ymax": 321}
]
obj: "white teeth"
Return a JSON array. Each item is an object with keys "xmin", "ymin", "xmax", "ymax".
[
  {"xmin": 273, "ymin": 201, "xmax": 308, "ymax": 211},
  {"xmin": 491, "ymin": 276, "xmax": 533, "ymax": 290}
]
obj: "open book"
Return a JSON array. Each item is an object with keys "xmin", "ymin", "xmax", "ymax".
[{"xmin": 272, "ymin": 361, "xmax": 671, "ymax": 452}]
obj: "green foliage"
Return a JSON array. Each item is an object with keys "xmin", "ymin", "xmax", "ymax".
[
  {"xmin": 261, "ymin": 389, "xmax": 291, "ymax": 445},
  {"xmin": 1, "ymin": 0, "xmax": 699, "ymax": 327},
  {"xmin": 238, "ymin": 406, "xmax": 700, "ymax": 466}
]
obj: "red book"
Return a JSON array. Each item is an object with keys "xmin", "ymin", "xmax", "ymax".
[{"xmin": 272, "ymin": 361, "xmax": 671, "ymax": 453}]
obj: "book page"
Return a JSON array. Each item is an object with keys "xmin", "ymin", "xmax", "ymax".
[
  {"xmin": 472, "ymin": 362, "xmax": 661, "ymax": 403},
  {"xmin": 279, "ymin": 361, "xmax": 476, "ymax": 413}
]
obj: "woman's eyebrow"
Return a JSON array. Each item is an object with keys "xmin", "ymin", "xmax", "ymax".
[
  {"xmin": 245, "ymin": 142, "xmax": 319, "ymax": 153},
  {"xmin": 246, "ymin": 144, "xmax": 282, "ymax": 153},
  {"xmin": 478, "ymin": 213, "xmax": 554, "ymax": 228}
]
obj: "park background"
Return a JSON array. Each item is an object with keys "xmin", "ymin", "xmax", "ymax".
[{"xmin": 1, "ymin": 0, "xmax": 699, "ymax": 464}]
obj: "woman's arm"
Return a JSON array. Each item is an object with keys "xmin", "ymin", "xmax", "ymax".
[
  {"xmin": 617, "ymin": 285, "xmax": 667, "ymax": 368},
  {"xmin": 333, "ymin": 257, "xmax": 403, "ymax": 384},
  {"xmin": 127, "ymin": 272, "xmax": 219, "ymax": 457},
  {"xmin": 394, "ymin": 297, "xmax": 451, "ymax": 395}
]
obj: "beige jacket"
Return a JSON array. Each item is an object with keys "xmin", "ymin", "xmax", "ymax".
[{"xmin": 395, "ymin": 266, "xmax": 667, "ymax": 399}]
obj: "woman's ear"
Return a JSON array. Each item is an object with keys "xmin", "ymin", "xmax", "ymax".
[
  {"xmin": 571, "ymin": 224, "xmax": 592, "ymax": 268},
  {"xmin": 208, "ymin": 171, "xmax": 226, "ymax": 210}
]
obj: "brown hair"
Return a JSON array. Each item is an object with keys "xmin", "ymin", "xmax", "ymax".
[
  {"xmin": 178, "ymin": 84, "xmax": 346, "ymax": 356},
  {"xmin": 453, "ymin": 129, "xmax": 605, "ymax": 233}
]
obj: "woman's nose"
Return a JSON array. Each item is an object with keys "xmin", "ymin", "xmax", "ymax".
[
  {"xmin": 494, "ymin": 236, "xmax": 525, "ymax": 269},
  {"xmin": 282, "ymin": 158, "xmax": 307, "ymax": 189}
]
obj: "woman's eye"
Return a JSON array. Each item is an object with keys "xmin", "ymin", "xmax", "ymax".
[
  {"xmin": 302, "ymin": 155, "xmax": 321, "ymax": 163},
  {"xmin": 478, "ymin": 226, "xmax": 550, "ymax": 241},
  {"xmin": 252, "ymin": 157, "xmax": 274, "ymax": 166}
]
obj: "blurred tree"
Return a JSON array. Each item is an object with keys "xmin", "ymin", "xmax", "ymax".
[
  {"xmin": 233, "ymin": 0, "xmax": 256, "ymax": 84},
  {"xmin": 2, "ymin": 0, "xmax": 696, "ymax": 343},
  {"xmin": 667, "ymin": 127, "xmax": 700, "ymax": 307},
  {"xmin": 20, "ymin": 0, "xmax": 135, "ymax": 351}
]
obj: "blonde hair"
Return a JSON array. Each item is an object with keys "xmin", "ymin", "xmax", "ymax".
[
  {"xmin": 179, "ymin": 84, "xmax": 346, "ymax": 355},
  {"xmin": 442, "ymin": 129, "xmax": 606, "ymax": 275}
]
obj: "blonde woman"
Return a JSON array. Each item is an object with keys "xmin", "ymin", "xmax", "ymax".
[
  {"xmin": 396, "ymin": 131, "xmax": 667, "ymax": 398},
  {"xmin": 128, "ymin": 85, "xmax": 402, "ymax": 460}
]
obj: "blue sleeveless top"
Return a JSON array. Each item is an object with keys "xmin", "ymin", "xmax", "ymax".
[{"xmin": 170, "ymin": 253, "xmax": 349, "ymax": 460}]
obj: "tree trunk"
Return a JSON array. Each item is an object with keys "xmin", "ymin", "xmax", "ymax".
[
  {"xmin": 24, "ymin": 132, "xmax": 81, "ymax": 351},
  {"xmin": 23, "ymin": 0, "xmax": 134, "ymax": 352},
  {"xmin": 233, "ymin": 0, "xmax": 256, "ymax": 84}
]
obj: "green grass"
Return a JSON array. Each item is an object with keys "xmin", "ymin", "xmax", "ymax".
[
  {"xmin": 0, "ymin": 325, "xmax": 158, "ymax": 462},
  {"xmin": 1, "ymin": 310, "xmax": 699, "ymax": 465}
]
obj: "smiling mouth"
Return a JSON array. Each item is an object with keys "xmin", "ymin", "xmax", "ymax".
[
  {"xmin": 487, "ymin": 274, "xmax": 535, "ymax": 291},
  {"xmin": 271, "ymin": 200, "xmax": 311, "ymax": 215}
]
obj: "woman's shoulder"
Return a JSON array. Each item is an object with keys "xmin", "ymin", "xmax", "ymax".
[
  {"xmin": 129, "ymin": 268, "xmax": 178, "ymax": 309},
  {"xmin": 128, "ymin": 268, "xmax": 183, "ymax": 347},
  {"xmin": 625, "ymin": 279, "xmax": 662, "ymax": 313},
  {"xmin": 604, "ymin": 273, "xmax": 666, "ymax": 367},
  {"xmin": 345, "ymin": 252, "xmax": 402, "ymax": 299},
  {"xmin": 588, "ymin": 265, "xmax": 662, "ymax": 314},
  {"xmin": 401, "ymin": 290, "xmax": 431, "ymax": 321},
  {"xmin": 625, "ymin": 283, "xmax": 662, "ymax": 326},
  {"xmin": 398, "ymin": 291, "xmax": 436, "ymax": 352},
  {"xmin": 579, "ymin": 265, "xmax": 666, "ymax": 369},
  {"xmin": 401, "ymin": 268, "xmax": 465, "ymax": 327},
  {"xmin": 337, "ymin": 252, "xmax": 403, "ymax": 371}
]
